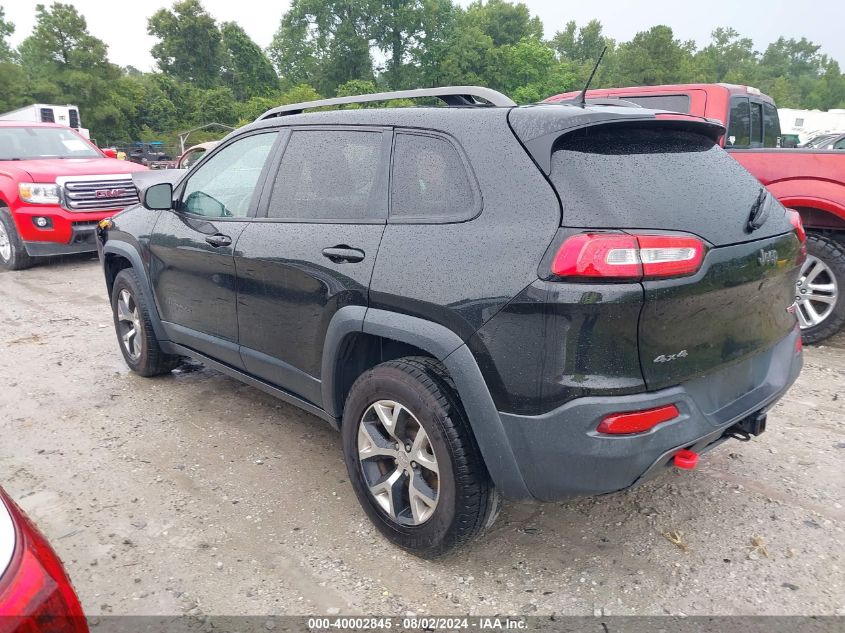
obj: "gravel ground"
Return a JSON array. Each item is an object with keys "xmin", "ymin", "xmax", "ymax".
[{"xmin": 0, "ymin": 255, "xmax": 843, "ymax": 617}]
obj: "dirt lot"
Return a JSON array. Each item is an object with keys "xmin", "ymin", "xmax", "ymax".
[{"xmin": 0, "ymin": 255, "xmax": 843, "ymax": 617}]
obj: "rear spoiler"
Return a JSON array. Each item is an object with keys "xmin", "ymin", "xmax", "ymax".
[{"xmin": 508, "ymin": 105, "xmax": 726, "ymax": 175}]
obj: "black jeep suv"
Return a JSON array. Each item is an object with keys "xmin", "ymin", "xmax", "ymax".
[{"xmin": 97, "ymin": 87, "xmax": 804, "ymax": 557}]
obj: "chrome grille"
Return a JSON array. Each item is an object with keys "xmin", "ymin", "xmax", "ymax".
[{"xmin": 59, "ymin": 175, "xmax": 139, "ymax": 212}]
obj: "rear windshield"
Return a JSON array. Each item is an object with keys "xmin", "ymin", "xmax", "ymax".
[
  {"xmin": 0, "ymin": 126, "xmax": 100, "ymax": 160},
  {"xmin": 549, "ymin": 126, "xmax": 780, "ymax": 245},
  {"xmin": 618, "ymin": 94, "xmax": 691, "ymax": 113}
]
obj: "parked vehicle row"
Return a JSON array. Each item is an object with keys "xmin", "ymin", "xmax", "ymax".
[
  {"xmin": 95, "ymin": 86, "xmax": 805, "ymax": 557},
  {"xmin": 546, "ymin": 83, "xmax": 845, "ymax": 344},
  {"xmin": 0, "ymin": 121, "xmax": 148, "ymax": 270}
]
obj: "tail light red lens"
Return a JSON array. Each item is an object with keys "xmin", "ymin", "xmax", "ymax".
[
  {"xmin": 551, "ymin": 233, "xmax": 640, "ymax": 278},
  {"xmin": 552, "ymin": 233, "xmax": 705, "ymax": 280},
  {"xmin": 597, "ymin": 404, "xmax": 681, "ymax": 435},
  {"xmin": 787, "ymin": 209, "xmax": 806, "ymax": 243},
  {"xmin": 0, "ymin": 495, "xmax": 87, "ymax": 632}
]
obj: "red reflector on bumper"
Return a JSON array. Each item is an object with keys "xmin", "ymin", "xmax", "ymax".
[
  {"xmin": 673, "ymin": 449, "xmax": 699, "ymax": 470},
  {"xmin": 596, "ymin": 404, "xmax": 680, "ymax": 435}
]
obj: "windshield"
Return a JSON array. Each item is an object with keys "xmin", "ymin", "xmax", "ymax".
[{"xmin": 0, "ymin": 126, "xmax": 101, "ymax": 160}]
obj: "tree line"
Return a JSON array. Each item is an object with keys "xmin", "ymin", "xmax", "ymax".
[{"xmin": 0, "ymin": 0, "xmax": 843, "ymax": 147}]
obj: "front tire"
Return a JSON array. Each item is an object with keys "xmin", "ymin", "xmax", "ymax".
[
  {"xmin": 0, "ymin": 208, "xmax": 34, "ymax": 271},
  {"xmin": 342, "ymin": 357, "xmax": 497, "ymax": 558},
  {"xmin": 111, "ymin": 269, "xmax": 180, "ymax": 376},
  {"xmin": 797, "ymin": 233, "xmax": 845, "ymax": 344}
]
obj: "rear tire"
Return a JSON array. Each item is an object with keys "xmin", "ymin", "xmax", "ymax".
[
  {"xmin": 0, "ymin": 208, "xmax": 35, "ymax": 271},
  {"xmin": 111, "ymin": 269, "xmax": 180, "ymax": 376},
  {"xmin": 797, "ymin": 233, "xmax": 845, "ymax": 344},
  {"xmin": 342, "ymin": 356, "xmax": 498, "ymax": 558}
]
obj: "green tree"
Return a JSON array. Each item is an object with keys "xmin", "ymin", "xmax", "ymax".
[
  {"xmin": 148, "ymin": 0, "xmax": 223, "ymax": 89},
  {"xmin": 495, "ymin": 37, "xmax": 555, "ymax": 94},
  {"xmin": 0, "ymin": 62, "xmax": 28, "ymax": 112},
  {"xmin": 191, "ymin": 86, "xmax": 239, "ymax": 125},
  {"xmin": 0, "ymin": 6, "xmax": 15, "ymax": 62},
  {"xmin": 693, "ymin": 27, "xmax": 757, "ymax": 83},
  {"xmin": 220, "ymin": 22, "xmax": 278, "ymax": 100},
  {"xmin": 367, "ymin": 0, "xmax": 426, "ymax": 89},
  {"xmin": 612, "ymin": 25, "xmax": 692, "ymax": 85},
  {"xmin": 407, "ymin": 0, "xmax": 456, "ymax": 86},
  {"xmin": 552, "ymin": 19, "xmax": 608, "ymax": 63},
  {"xmin": 269, "ymin": 0, "xmax": 373, "ymax": 96},
  {"xmin": 19, "ymin": 2, "xmax": 111, "ymax": 71},
  {"xmin": 463, "ymin": 0, "xmax": 542, "ymax": 47}
]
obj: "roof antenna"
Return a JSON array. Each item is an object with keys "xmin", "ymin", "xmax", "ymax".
[{"xmin": 576, "ymin": 46, "xmax": 608, "ymax": 107}]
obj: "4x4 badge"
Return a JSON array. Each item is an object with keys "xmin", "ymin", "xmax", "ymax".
[{"xmin": 654, "ymin": 350, "xmax": 688, "ymax": 363}]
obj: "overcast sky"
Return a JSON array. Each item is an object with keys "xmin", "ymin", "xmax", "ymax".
[{"xmin": 5, "ymin": 0, "xmax": 844, "ymax": 71}]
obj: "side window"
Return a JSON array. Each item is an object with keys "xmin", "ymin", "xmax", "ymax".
[
  {"xmin": 180, "ymin": 148, "xmax": 206, "ymax": 169},
  {"xmin": 750, "ymin": 102, "xmax": 763, "ymax": 147},
  {"xmin": 267, "ymin": 129, "xmax": 385, "ymax": 221},
  {"xmin": 727, "ymin": 98, "xmax": 750, "ymax": 147},
  {"xmin": 623, "ymin": 94, "xmax": 691, "ymax": 113},
  {"xmin": 390, "ymin": 133, "xmax": 476, "ymax": 222},
  {"xmin": 762, "ymin": 103, "xmax": 781, "ymax": 148},
  {"xmin": 181, "ymin": 133, "xmax": 277, "ymax": 218}
]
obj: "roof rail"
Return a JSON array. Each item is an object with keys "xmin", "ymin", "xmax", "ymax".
[{"xmin": 257, "ymin": 86, "xmax": 516, "ymax": 120}]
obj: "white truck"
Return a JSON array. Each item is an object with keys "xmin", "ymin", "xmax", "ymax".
[{"xmin": 0, "ymin": 103, "xmax": 90, "ymax": 139}]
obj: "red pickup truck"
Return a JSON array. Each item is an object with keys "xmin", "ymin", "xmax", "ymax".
[
  {"xmin": 0, "ymin": 121, "xmax": 146, "ymax": 271},
  {"xmin": 546, "ymin": 83, "xmax": 845, "ymax": 343}
]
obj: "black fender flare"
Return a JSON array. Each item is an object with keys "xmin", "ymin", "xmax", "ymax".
[
  {"xmin": 321, "ymin": 307, "xmax": 532, "ymax": 499},
  {"xmin": 101, "ymin": 241, "xmax": 168, "ymax": 342}
]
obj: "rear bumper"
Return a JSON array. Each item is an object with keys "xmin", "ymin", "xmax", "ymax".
[{"xmin": 498, "ymin": 329, "xmax": 803, "ymax": 501}]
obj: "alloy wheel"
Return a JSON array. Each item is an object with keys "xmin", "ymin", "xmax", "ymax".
[
  {"xmin": 796, "ymin": 255, "xmax": 838, "ymax": 329},
  {"xmin": 357, "ymin": 399, "xmax": 440, "ymax": 526},
  {"xmin": 116, "ymin": 289, "xmax": 142, "ymax": 360},
  {"xmin": 0, "ymin": 222, "xmax": 10, "ymax": 262}
]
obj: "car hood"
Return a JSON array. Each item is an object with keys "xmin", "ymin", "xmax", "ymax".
[{"xmin": 10, "ymin": 158, "xmax": 148, "ymax": 182}]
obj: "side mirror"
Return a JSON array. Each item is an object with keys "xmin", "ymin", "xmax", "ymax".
[
  {"xmin": 142, "ymin": 182, "xmax": 174, "ymax": 210},
  {"xmin": 102, "ymin": 148, "xmax": 118, "ymax": 159}
]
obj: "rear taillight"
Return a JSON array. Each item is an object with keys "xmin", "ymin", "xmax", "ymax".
[
  {"xmin": 551, "ymin": 233, "xmax": 705, "ymax": 280},
  {"xmin": 597, "ymin": 404, "xmax": 680, "ymax": 435},
  {"xmin": 787, "ymin": 209, "xmax": 806, "ymax": 243},
  {"xmin": 0, "ymin": 496, "xmax": 87, "ymax": 632}
]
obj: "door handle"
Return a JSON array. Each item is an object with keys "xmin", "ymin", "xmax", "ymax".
[
  {"xmin": 322, "ymin": 246, "xmax": 365, "ymax": 263},
  {"xmin": 206, "ymin": 233, "xmax": 232, "ymax": 248}
]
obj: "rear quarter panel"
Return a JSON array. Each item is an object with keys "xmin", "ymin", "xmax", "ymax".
[{"xmin": 368, "ymin": 109, "xmax": 561, "ymax": 341}]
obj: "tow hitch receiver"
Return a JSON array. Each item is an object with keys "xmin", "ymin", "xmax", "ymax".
[
  {"xmin": 725, "ymin": 411, "xmax": 767, "ymax": 442},
  {"xmin": 673, "ymin": 449, "xmax": 699, "ymax": 470}
]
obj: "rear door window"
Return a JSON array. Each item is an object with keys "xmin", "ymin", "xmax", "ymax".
[
  {"xmin": 390, "ymin": 132, "xmax": 478, "ymax": 222},
  {"xmin": 762, "ymin": 103, "xmax": 781, "ymax": 147},
  {"xmin": 267, "ymin": 129, "xmax": 387, "ymax": 221},
  {"xmin": 727, "ymin": 98, "xmax": 751, "ymax": 147},
  {"xmin": 750, "ymin": 102, "xmax": 763, "ymax": 147}
]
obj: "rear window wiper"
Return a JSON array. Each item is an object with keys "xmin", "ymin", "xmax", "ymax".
[{"xmin": 747, "ymin": 188, "xmax": 770, "ymax": 232}]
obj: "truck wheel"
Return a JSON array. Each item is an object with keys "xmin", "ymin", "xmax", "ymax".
[
  {"xmin": 111, "ymin": 269, "xmax": 181, "ymax": 376},
  {"xmin": 0, "ymin": 208, "xmax": 35, "ymax": 271},
  {"xmin": 797, "ymin": 233, "xmax": 845, "ymax": 344},
  {"xmin": 342, "ymin": 357, "xmax": 498, "ymax": 558}
]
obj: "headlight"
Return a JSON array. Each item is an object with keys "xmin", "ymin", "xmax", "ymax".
[{"xmin": 19, "ymin": 182, "xmax": 61, "ymax": 205}]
